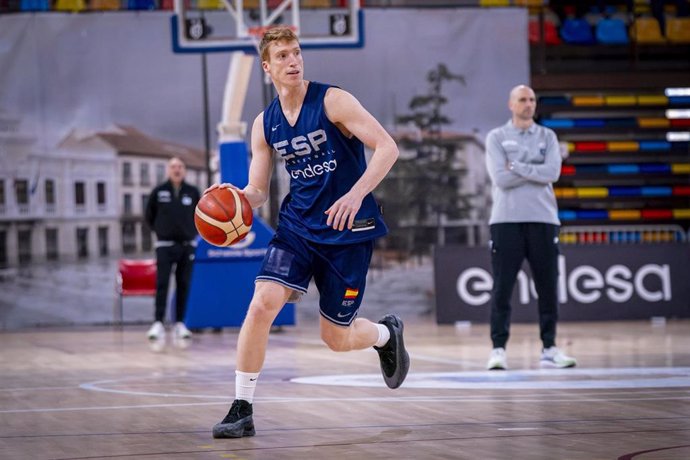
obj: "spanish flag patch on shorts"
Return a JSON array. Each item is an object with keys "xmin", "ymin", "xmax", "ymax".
[{"xmin": 344, "ymin": 288, "xmax": 359, "ymax": 299}]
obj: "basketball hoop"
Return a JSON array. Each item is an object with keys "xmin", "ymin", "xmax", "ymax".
[{"xmin": 171, "ymin": 0, "xmax": 362, "ymax": 54}]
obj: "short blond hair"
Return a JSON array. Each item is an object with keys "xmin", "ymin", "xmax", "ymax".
[{"xmin": 259, "ymin": 26, "xmax": 300, "ymax": 62}]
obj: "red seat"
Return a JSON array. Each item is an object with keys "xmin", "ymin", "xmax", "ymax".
[
  {"xmin": 529, "ymin": 19, "xmax": 562, "ymax": 45},
  {"xmin": 115, "ymin": 259, "xmax": 156, "ymax": 326}
]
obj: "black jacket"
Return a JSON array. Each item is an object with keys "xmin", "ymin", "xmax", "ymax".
[{"xmin": 145, "ymin": 180, "xmax": 201, "ymax": 242}]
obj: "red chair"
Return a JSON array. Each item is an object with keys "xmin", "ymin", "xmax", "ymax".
[
  {"xmin": 115, "ymin": 259, "xmax": 156, "ymax": 326},
  {"xmin": 529, "ymin": 19, "xmax": 562, "ymax": 45}
]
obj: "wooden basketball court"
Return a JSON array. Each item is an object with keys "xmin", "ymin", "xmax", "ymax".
[{"xmin": 1, "ymin": 318, "xmax": 689, "ymax": 459}]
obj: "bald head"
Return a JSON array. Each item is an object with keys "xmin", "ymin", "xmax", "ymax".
[{"xmin": 508, "ymin": 84, "xmax": 536, "ymax": 129}]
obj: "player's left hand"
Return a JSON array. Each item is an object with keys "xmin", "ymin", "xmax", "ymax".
[{"xmin": 325, "ymin": 192, "xmax": 363, "ymax": 231}]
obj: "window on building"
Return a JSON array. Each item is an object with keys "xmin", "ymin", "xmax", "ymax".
[
  {"xmin": 18, "ymin": 229, "xmax": 32, "ymax": 264},
  {"xmin": 123, "ymin": 193, "xmax": 132, "ymax": 215},
  {"xmin": 76, "ymin": 227, "xmax": 88, "ymax": 258},
  {"xmin": 0, "ymin": 179, "xmax": 5, "ymax": 207},
  {"xmin": 45, "ymin": 179, "xmax": 55, "ymax": 205},
  {"xmin": 140, "ymin": 163, "xmax": 150, "ymax": 186},
  {"xmin": 98, "ymin": 226, "xmax": 109, "ymax": 257},
  {"xmin": 141, "ymin": 194, "xmax": 148, "ymax": 216},
  {"xmin": 74, "ymin": 181, "xmax": 85, "ymax": 206},
  {"xmin": 121, "ymin": 222, "xmax": 136, "ymax": 253},
  {"xmin": 123, "ymin": 162, "xmax": 133, "ymax": 186},
  {"xmin": 46, "ymin": 228, "xmax": 58, "ymax": 261},
  {"xmin": 15, "ymin": 179, "xmax": 29, "ymax": 205},
  {"xmin": 0, "ymin": 230, "xmax": 7, "ymax": 268},
  {"xmin": 141, "ymin": 222, "xmax": 152, "ymax": 252},
  {"xmin": 97, "ymin": 182, "xmax": 106, "ymax": 206},
  {"xmin": 156, "ymin": 164, "xmax": 165, "ymax": 184}
]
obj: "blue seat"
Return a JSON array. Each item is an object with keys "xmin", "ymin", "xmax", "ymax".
[
  {"xmin": 127, "ymin": 0, "xmax": 155, "ymax": 9},
  {"xmin": 20, "ymin": 0, "xmax": 49, "ymax": 10},
  {"xmin": 561, "ymin": 18, "xmax": 596, "ymax": 45},
  {"xmin": 596, "ymin": 18, "xmax": 630, "ymax": 44}
]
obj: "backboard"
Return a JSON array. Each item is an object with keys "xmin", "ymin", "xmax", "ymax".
[{"xmin": 171, "ymin": 0, "xmax": 363, "ymax": 54}]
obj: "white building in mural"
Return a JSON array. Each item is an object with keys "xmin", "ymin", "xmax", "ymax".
[{"xmin": 0, "ymin": 115, "xmax": 206, "ymax": 268}]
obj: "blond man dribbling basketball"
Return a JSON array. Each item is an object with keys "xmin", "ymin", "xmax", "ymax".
[{"xmin": 207, "ymin": 26, "xmax": 410, "ymax": 438}]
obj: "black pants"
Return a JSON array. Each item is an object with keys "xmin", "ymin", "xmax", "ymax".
[
  {"xmin": 155, "ymin": 243, "xmax": 195, "ymax": 323},
  {"xmin": 489, "ymin": 223, "xmax": 560, "ymax": 350}
]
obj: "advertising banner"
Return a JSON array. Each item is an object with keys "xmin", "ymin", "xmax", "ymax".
[{"xmin": 434, "ymin": 244, "xmax": 690, "ymax": 324}]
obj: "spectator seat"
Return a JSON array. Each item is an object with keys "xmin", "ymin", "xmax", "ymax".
[
  {"xmin": 479, "ymin": 0, "xmax": 510, "ymax": 6},
  {"xmin": 20, "ymin": 0, "xmax": 49, "ymax": 11},
  {"xmin": 561, "ymin": 18, "xmax": 596, "ymax": 45},
  {"xmin": 127, "ymin": 0, "xmax": 155, "ymax": 10},
  {"xmin": 596, "ymin": 17, "xmax": 630, "ymax": 44},
  {"xmin": 54, "ymin": 0, "xmax": 85, "ymax": 11},
  {"xmin": 91, "ymin": 0, "xmax": 120, "ymax": 10},
  {"xmin": 630, "ymin": 17, "xmax": 666, "ymax": 43},
  {"xmin": 529, "ymin": 19, "xmax": 562, "ymax": 45},
  {"xmin": 666, "ymin": 17, "xmax": 690, "ymax": 43},
  {"xmin": 197, "ymin": 0, "xmax": 222, "ymax": 9}
]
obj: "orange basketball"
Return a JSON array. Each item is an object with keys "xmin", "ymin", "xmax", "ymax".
[{"xmin": 194, "ymin": 187, "xmax": 253, "ymax": 247}]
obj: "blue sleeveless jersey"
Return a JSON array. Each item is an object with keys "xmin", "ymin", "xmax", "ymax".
[{"xmin": 263, "ymin": 81, "xmax": 388, "ymax": 244}]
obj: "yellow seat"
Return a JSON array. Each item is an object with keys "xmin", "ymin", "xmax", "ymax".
[
  {"xmin": 560, "ymin": 233, "xmax": 577, "ymax": 244},
  {"xmin": 666, "ymin": 17, "xmax": 690, "ymax": 43},
  {"xmin": 514, "ymin": 0, "xmax": 544, "ymax": 6},
  {"xmin": 55, "ymin": 0, "xmax": 86, "ymax": 11},
  {"xmin": 673, "ymin": 209, "xmax": 690, "ymax": 219},
  {"xmin": 607, "ymin": 141, "xmax": 639, "ymax": 152},
  {"xmin": 638, "ymin": 117, "xmax": 670, "ymax": 128},
  {"xmin": 605, "ymin": 95, "xmax": 637, "ymax": 106},
  {"xmin": 577, "ymin": 187, "xmax": 608, "ymax": 198},
  {"xmin": 610, "ymin": 209, "xmax": 641, "ymax": 220},
  {"xmin": 572, "ymin": 95, "xmax": 605, "ymax": 106},
  {"xmin": 554, "ymin": 187, "xmax": 577, "ymax": 199},
  {"xmin": 637, "ymin": 95, "xmax": 668, "ymax": 105},
  {"xmin": 631, "ymin": 17, "xmax": 667, "ymax": 43},
  {"xmin": 90, "ymin": 0, "xmax": 120, "ymax": 10},
  {"xmin": 672, "ymin": 163, "xmax": 690, "ymax": 174},
  {"xmin": 198, "ymin": 0, "xmax": 223, "ymax": 9},
  {"xmin": 301, "ymin": 0, "xmax": 330, "ymax": 7},
  {"xmin": 479, "ymin": 0, "xmax": 510, "ymax": 6}
]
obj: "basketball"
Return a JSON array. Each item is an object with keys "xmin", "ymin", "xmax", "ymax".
[{"xmin": 194, "ymin": 187, "xmax": 253, "ymax": 247}]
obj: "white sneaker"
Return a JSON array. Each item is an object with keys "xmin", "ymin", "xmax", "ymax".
[
  {"xmin": 487, "ymin": 347, "xmax": 507, "ymax": 370},
  {"xmin": 174, "ymin": 322, "xmax": 192, "ymax": 339},
  {"xmin": 147, "ymin": 321, "xmax": 165, "ymax": 340},
  {"xmin": 540, "ymin": 346, "xmax": 576, "ymax": 368}
]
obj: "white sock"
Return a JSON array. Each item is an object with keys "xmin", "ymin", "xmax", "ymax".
[
  {"xmin": 374, "ymin": 323, "xmax": 390, "ymax": 348},
  {"xmin": 235, "ymin": 370, "xmax": 260, "ymax": 404}
]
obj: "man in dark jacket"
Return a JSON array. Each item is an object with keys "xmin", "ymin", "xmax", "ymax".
[{"xmin": 144, "ymin": 157, "xmax": 200, "ymax": 341}]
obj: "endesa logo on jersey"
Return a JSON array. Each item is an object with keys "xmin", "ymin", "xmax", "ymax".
[{"xmin": 273, "ymin": 129, "xmax": 339, "ymax": 179}]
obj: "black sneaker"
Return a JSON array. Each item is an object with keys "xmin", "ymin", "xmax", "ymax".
[
  {"xmin": 212, "ymin": 399, "xmax": 255, "ymax": 438},
  {"xmin": 374, "ymin": 314, "xmax": 410, "ymax": 389}
]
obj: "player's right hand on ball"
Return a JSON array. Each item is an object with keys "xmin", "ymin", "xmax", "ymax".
[{"xmin": 203, "ymin": 183, "xmax": 239, "ymax": 195}]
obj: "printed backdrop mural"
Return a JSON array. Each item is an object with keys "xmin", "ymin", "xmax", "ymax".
[{"xmin": 0, "ymin": 8, "xmax": 528, "ymax": 150}]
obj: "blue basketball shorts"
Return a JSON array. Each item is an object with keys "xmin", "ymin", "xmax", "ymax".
[{"xmin": 256, "ymin": 226, "xmax": 374, "ymax": 326}]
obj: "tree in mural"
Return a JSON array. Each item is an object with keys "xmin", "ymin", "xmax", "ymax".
[{"xmin": 378, "ymin": 63, "xmax": 473, "ymax": 257}]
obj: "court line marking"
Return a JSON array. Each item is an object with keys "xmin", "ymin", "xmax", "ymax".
[
  {"xmin": 498, "ymin": 427, "xmax": 540, "ymax": 431},
  {"xmin": 3, "ymin": 367, "xmax": 688, "ymax": 414},
  {"xmin": 44, "ymin": 428, "xmax": 690, "ymax": 460},
  {"xmin": 5, "ymin": 395, "xmax": 690, "ymax": 414},
  {"xmin": 291, "ymin": 367, "xmax": 690, "ymax": 390}
]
